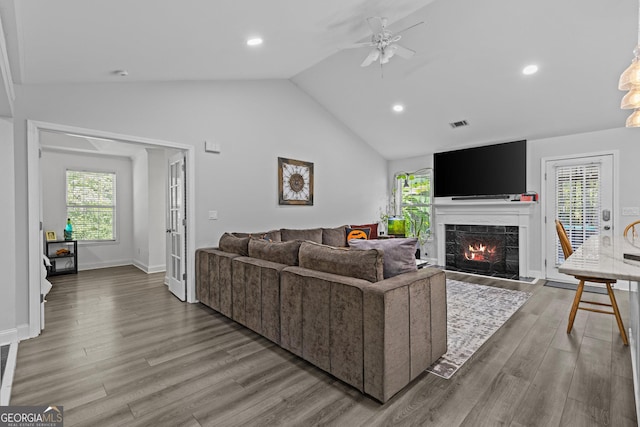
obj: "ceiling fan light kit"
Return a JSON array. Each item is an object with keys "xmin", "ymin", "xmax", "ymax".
[{"xmin": 619, "ymin": 0, "xmax": 640, "ymax": 127}]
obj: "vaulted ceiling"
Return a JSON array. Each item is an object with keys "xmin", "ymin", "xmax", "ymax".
[{"xmin": 0, "ymin": 0, "xmax": 635, "ymax": 159}]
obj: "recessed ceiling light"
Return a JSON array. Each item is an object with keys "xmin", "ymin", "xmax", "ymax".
[
  {"xmin": 522, "ymin": 64, "xmax": 538, "ymax": 75},
  {"xmin": 246, "ymin": 37, "xmax": 263, "ymax": 46},
  {"xmin": 392, "ymin": 104, "xmax": 405, "ymax": 113}
]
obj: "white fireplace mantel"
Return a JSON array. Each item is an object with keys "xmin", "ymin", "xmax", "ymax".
[{"xmin": 434, "ymin": 201, "xmax": 536, "ymax": 278}]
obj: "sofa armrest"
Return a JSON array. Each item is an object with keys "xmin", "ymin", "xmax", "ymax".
[
  {"xmin": 280, "ymin": 266, "xmax": 370, "ymax": 391},
  {"xmin": 195, "ymin": 248, "xmax": 240, "ymax": 316},
  {"xmin": 362, "ymin": 267, "xmax": 447, "ymax": 402}
]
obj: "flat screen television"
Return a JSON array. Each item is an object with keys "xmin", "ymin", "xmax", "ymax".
[{"xmin": 433, "ymin": 140, "xmax": 526, "ymax": 198}]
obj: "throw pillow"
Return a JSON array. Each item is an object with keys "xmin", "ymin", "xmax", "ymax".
[
  {"xmin": 298, "ymin": 241, "xmax": 384, "ymax": 283},
  {"xmin": 348, "ymin": 237, "xmax": 418, "ymax": 279},
  {"xmin": 280, "ymin": 228, "xmax": 323, "ymax": 243},
  {"xmin": 346, "ymin": 227, "xmax": 370, "ymax": 241},
  {"xmin": 322, "ymin": 225, "xmax": 348, "ymax": 247},
  {"xmin": 219, "ymin": 233, "xmax": 250, "ymax": 256},
  {"xmin": 350, "ymin": 223, "xmax": 379, "ymax": 239},
  {"xmin": 248, "ymin": 238, "xmax": 302, "ymax": 266}
]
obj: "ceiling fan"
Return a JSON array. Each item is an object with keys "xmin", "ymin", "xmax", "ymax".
[{"xmin": 346, "ymin": 17, "xmax": 424, "ymax": 67}]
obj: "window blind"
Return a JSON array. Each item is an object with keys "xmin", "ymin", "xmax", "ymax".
[
  {"xmin": 66, "ymin": 170, "xmax": 116, "ymax": 241},
  {"xmin": 555, "ymin": 163, "xmax": 600, "ymax": 264}
]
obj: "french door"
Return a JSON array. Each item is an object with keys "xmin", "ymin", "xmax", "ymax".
[
  {"xmin": 544, "ymin": 154, "xmax": 614, "ymax": 282},
  {"xmin": 166, "ymin": 152, "xmax": 186, "ymax": 301}
]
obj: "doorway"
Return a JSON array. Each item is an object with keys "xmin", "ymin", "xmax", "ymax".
[
  {"xmin": 543, "ymin": 153, "xmax": 615, "ymax": 282},
  {"xmin": 27, "ymin": 120, "xmax": 197, "ymax": 338}
]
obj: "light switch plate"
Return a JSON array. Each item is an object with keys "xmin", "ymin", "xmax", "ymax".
[
  {"xmin": 204, "ymin": 140, "xmax": 221, "ymax": 153},
  {"xmin": 622, "ymin": 207, "xmax": 640, "ymax": 216}
]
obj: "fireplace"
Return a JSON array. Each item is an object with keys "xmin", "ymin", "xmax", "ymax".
[{"xmin": 445, "ymin": 224, "xmax": 519, "ymax": 279}]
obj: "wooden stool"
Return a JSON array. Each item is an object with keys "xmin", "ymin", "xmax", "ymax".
[{"xmin": 556, "ymin": 220, "xmax": 628, "ymax": 345}]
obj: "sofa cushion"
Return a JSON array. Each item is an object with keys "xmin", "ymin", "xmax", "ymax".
[
  {"xmin": 351, "ymin": 223, "xmax": 379, "ymax": 239},
  {"xmin": 248, "ymin": 238, "xmax": 301, "ymax": 266},
  {"xmin": 322, "ymin": 225, "xmax": 347, "ymax": 247},
  {"xmin": 298, "ymin": 241, "xmax": 383, "ymax": 283},
  {"xmin": 346, "ymin": 227, "xmax": 371, "ymax": 241},
  {"xmin": 232, "ymin": 230, "xmax": 281, "ymax": 242},
  {"xmin": 348, "ymin": 238, "xmax": 418, "ymax": 279},
  {"xmin": 218, "ymin": 233, "xmax": 250, "ymax": 256},
  {"xmin": 280, "ymin": 227, "xmax": 323, "ymax": 243}
]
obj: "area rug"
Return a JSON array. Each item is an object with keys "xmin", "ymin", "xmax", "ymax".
[{"xmin": 427, "ymin": 279, "xmax": 532, "ymax": 379}]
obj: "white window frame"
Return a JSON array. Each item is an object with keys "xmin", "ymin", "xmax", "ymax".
[
  {"xmin": 395, "ymin": 169, "xmax": 432, "ymax": 240},
  {"xmin": 66, "ymin": 169, "xmax": 117, "ymax": 242}
]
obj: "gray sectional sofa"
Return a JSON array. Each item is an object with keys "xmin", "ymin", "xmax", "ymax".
[{"xmin": 195, "ymin": 226, "xmax": 447, "ymax": 403}]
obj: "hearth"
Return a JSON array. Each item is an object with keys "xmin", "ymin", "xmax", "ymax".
[{"xmin": 445, "ymin": 224, "xmax": 519, "ymax": 279}]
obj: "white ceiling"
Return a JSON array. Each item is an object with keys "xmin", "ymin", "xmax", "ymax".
[{"xmin": 0, "ymin": 0, "xmax": 636, "ymax": 158}]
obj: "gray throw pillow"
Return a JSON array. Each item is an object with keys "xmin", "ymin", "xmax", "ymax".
[
  {"xmin": 280, "ymin": 228, "xmax": 323, "ymax": 243},
  {"xmin": 348, "ymin": 238, "xmax": 418, "ymax": 279},
  {"xmin": 219, "ymin": 233, "xmax": 250, "ymax": 256},
  {"xmin": 322, "ymin": 225, "xmax": 348, "ymax": 247},
  {"xmin": 298, "ymin": 241, "xmax": 384, "ymax": 283},
  {"xmin": 248, "ymin": 238, "xmax": 302, "ymax": 266}
]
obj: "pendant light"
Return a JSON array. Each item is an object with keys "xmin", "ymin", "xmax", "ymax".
[{"xmin": 620, "ymin": 0, "xmax": 640, "ymax": 126}]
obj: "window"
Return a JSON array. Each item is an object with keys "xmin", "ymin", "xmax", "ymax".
[
  {"xmin": 66, "ymin": 170, "xmax": 116, "ymax": 241},
  {"xmin": 555, "ymin": 163, "xmax": 600, "ymax": 264},
  {"xmin": 396, "ymin": 170, "xmax": 432, "ymax": 243}
]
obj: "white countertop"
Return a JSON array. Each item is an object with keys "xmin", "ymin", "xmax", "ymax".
[{"xmin": 558, "ymin": 235, "xmax": 640, "ymax": 281}]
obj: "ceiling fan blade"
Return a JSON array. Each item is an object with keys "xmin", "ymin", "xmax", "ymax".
[
  {"xmin": 396, "ymin": 21, "xmax": 425, "ymax": 35},
  {"xmin": 366, "ymin": 16, "xmax": 385, "ymax": 34},
  {"xmin": 392, "ymin": 44, "xmax": 416, "ymax": 60},
  {"xmin": 360, "ymin": 49, "xmax": 380, "ymax": 67},
  {"xmin": 343, "ymin": 42, "xmax": 375, "ymax": 49}
]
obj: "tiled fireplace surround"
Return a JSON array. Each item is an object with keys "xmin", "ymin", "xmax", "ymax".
[{"xmin": 435, "ymin": 202, "xmax": 535, "ymax": 279}]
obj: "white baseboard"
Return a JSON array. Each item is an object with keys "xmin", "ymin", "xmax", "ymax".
[
  {"xmin": 528, "ymin": 270, "xmax": 543, "ymax": 280},
  {"xmin": 79, "ymin": 260, "xmax": 132, "ymax": 271},
  {"xmin": 0, "ymin": 341, "xmax": 18, "ymax": 405},
  {"xmin": 16, "ymin": 324, "xmax": 30, "ymax": 341},
  {"xmin": 0, "ymin": 328, "xmax": 17, "ymax": 346},
  {"xmin": 132, "ymin": 260, "xmax": 166, "ymax": 274}
]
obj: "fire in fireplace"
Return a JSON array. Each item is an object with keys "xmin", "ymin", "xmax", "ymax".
[
  {"xmin": 464, "ymin": 243, "xmax": 497, "ymax": 261},
  {"xmin": 446, "ymin": 224, "xmax": 519, "ymax": 279}
]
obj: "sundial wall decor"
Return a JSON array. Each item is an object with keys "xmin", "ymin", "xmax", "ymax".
[{"xmin": 278, "ymin": 157, "xmax": 313, "ymax": 205}]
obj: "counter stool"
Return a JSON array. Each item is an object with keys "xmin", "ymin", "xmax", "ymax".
[{"xmin": 555, "ymin": 220, "xmax": 628, "ymax": 345}]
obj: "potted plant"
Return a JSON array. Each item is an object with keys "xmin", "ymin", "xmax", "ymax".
[{"xmin": 404, "ymin": 207, "xmax": 430, "ymax": 258}]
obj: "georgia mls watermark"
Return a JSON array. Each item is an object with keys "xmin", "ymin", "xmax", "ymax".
[{"xmin": 0, "ymin": 406, "xmax": 63, "ymax": 427}]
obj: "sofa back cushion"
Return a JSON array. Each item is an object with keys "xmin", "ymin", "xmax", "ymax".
[
  {"xmin": 219, "ymin": 233, "xmax": 250, "ymax": 256},
  {"xmin": 248, "ymin": 238, "xmax": 301, "ymax": 266},
  {"xmin": 348, "ymin": 238, "xmax": 418, "ymax": 279},
  {"xmin": 322, "ymin": 225, "xmax": 347, "ymax": 247},
  {"xmin": 280, "ymin": 228, "xmax": 323, "ymax": 243},
  {"xmin": 298, "ymin": 241, "xmax": 384, "ymax": 283},
  {"xmin": 232, "ymin": 230, "xmax": 281, "ymax": 242}
]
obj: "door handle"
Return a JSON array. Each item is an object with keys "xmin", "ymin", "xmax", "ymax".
[
  {"xmin": 166, "ymin": 229, "xmax": 172, "ymax": 233},
  {"xmin": 604, "ymin": 225, "xmax": 611, "ymax": 230},
  {"xmin": 603, "ymin": 209, "xmax": 611, "ymax": 222}
]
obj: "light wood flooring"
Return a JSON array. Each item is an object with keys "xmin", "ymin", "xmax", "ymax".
[{"xmin": 10, "ymin": 266, "xmax": 637, "ymax": 426}]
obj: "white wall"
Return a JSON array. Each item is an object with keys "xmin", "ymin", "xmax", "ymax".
[
  {"xmin": 528, "ymin": 127, "xmax": 640, "ymax": 274},
  {"xmin": 147, "ymin": 149, "xmax": 166, "ymax": 271},
  {"xmin": 388, "ymin": 127, "xmax": 640, "ymax": 276},
  {"xmin": 132, "ymin": 150, "xmax": 149, "ymax": 271},
  {"xmin": 41, "ymin": 150, "xmax": 134, "ymax": 270},
  {"xmin": 132, "ymin": 148, "xmax": 167, "ymax": 273},
  {"xmin": 12, "ymin": 79, "xmax": 388, "ymax": 327},
  {"xmin": 0, "ymin": 118, "xmax": 15, "ymax": 342}
]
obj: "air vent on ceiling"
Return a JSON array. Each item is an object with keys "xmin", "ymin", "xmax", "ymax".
[{"xmin": 449, "ymin": 120, "xmax": 469, "ymax": 129}]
